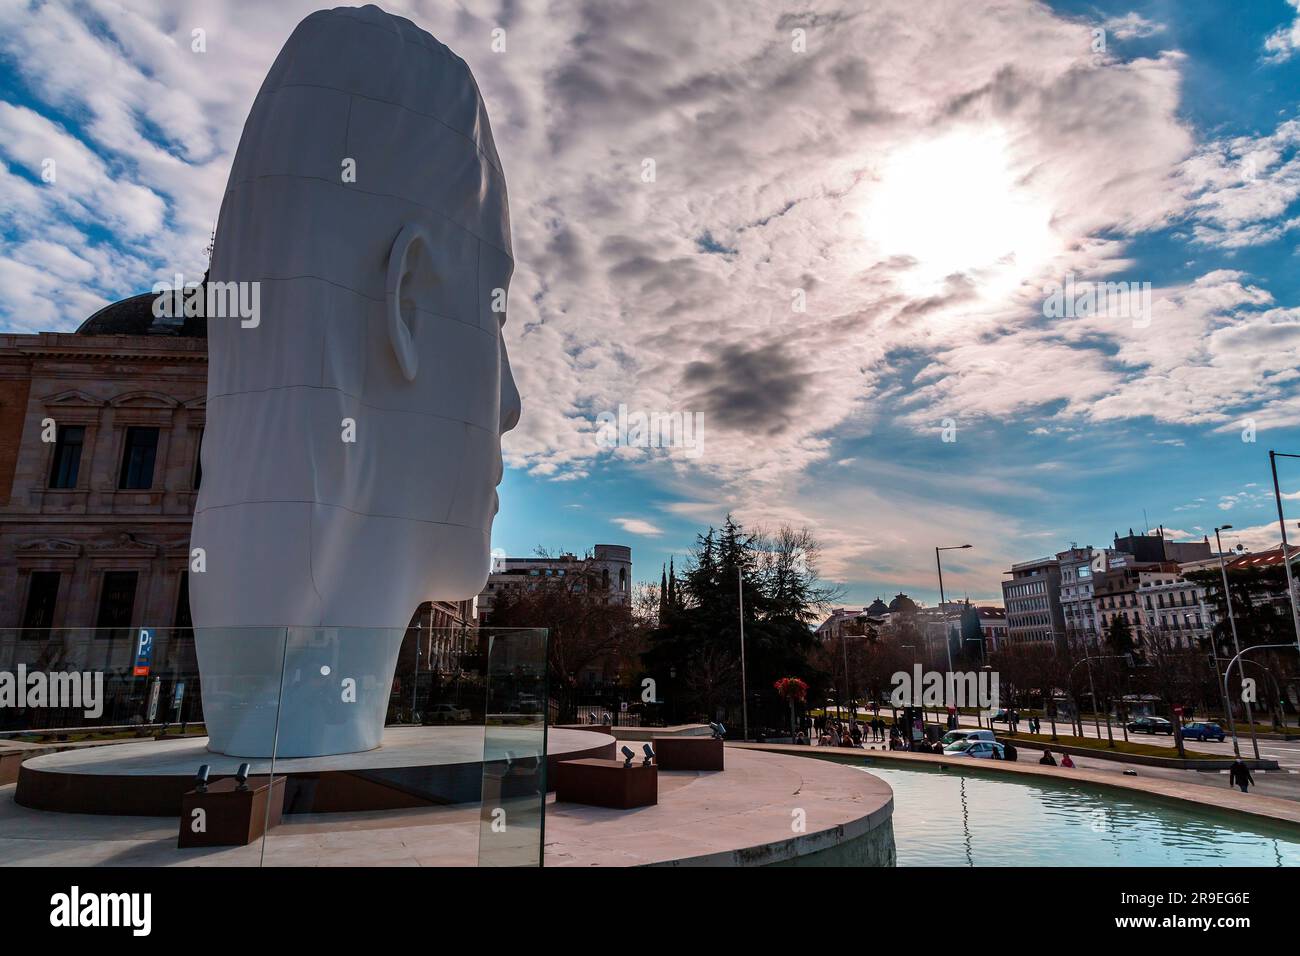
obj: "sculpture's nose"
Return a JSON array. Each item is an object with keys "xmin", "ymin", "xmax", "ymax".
[{"xmin": 500, "ymin": 337, "xmax": 521, "ymax": 434}]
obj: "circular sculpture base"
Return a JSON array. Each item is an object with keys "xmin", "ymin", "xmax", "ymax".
[{"xmin": 15, "ymin": 726, "xmax": 614, "ymax": 815}]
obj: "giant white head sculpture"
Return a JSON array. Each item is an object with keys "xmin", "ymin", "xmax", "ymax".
[{"xmin": 190, "ymin": 5, "xmax": 519, "ymax": 757}]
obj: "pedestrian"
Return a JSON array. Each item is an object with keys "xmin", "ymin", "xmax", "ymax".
[
  {"xmin": 1060, "ymin": 753, "xmax": 1075, "ymax": 768},
  {"xmin": 1003, "ymin": 741, "xmax": 1018, "ymax": 762},
  {"xmin": 1039, "ymin": 750, "xmax": 1057, "ymax": 766},
  {"xmin": 1230, "ymin": 758, "xmax": 1254, "ymax": 793}
]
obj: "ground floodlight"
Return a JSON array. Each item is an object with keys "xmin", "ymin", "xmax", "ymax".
[
  {"xmin": 234, "ymin": 763, "xmax": 251, "ymax": 790},
  {"xmin": 621, "ymin": 746, "xmax": 635, "ymax": 768},
  {"xmin": 642, "ymin": 744, "xmax": 655, "ymax": 766},
  {"xmin": 194, "ymin": 764, "xmax": 210, "ymax": 793}
]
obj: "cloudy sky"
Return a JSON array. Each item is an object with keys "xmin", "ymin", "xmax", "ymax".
[{"xmin": 4, "ymin": 0, "xmax": 1300, "ymax": 607}]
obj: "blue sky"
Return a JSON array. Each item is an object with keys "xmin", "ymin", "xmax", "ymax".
[{"xmin": 4, "ymin": 0, "xmax": 1300, "ymax": 609}]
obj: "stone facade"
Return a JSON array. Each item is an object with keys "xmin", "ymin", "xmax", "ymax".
[
  {"xmin": 0, "ymin": 317, "xmax": 476, "ymax": 694},
  {"xmin": 0, "ymin": 329, "xmax": 205, "ymax": 670}
]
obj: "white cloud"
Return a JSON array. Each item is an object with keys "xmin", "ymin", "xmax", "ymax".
[
  {"xmin": 1264, "ymin": 0, "xmax": 1300, "ymax": 63},
  {"xmin": 1104, "ymin": 13, "xmax": 1166, "ymax": 41},
  {"xmin": 612, "ymin": 518, "xmax": 664, "ymax": 537},
  {"xmin": 1179, "ymin": 119, "xmax": 1300, "ymax": 249},
  {"xmin": 4, "ymin": 0, "xmax": 1300, "ymax": 594}
]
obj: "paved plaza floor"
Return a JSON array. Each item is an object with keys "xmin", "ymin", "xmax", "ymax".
[{"xmin": 0, "ymin": 742, "xmax": 891, "ymax": 867}]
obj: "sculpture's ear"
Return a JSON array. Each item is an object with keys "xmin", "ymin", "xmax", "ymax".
[{"xmin": 385, "ymin": 224, "xmax": 431, "ymax": 382}]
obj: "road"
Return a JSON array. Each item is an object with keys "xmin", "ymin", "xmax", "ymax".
[{"xmin": 981, "ymin": 717, "xmax": 1300, "ymax": 766}]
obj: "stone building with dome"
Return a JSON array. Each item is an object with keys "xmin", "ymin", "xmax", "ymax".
[
  {"xmin": 0, "ymin": 293, "xmax": 473, "ymax": 723},
  {"xmin": 0, "ymin": 294, "xmax": 207, "ymax": 651}
]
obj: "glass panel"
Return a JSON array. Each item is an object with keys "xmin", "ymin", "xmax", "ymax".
[
  {"xmin": 253, "ymin": 625, "xmax": 547, "ymax": 867},
  {"xmin": 0, "ymin": 626, "xmax": 284, "ymax": 866},
  {"xmin": 478, "ymin": 627, "xmax": 549, "ymax": 867},
  {"xmin": 259, "ymin": 624, "xmax": 486, "ymax": 867},
  {"xmin": 0, "ymin": 625, "xmax": 548, "ymax": 868}
]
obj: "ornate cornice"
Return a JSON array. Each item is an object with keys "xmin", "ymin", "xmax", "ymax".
[{"xmin": 16, "ymin": 537, "xmax": 82, "ymax": 555}]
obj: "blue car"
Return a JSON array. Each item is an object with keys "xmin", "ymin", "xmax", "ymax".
[{"xmin": 1181, "ymin": 721, "xmax": 1226, "ymax": 742}]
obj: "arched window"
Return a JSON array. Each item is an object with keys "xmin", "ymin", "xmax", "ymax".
[
  {"xmin": 619, "ymin": 568, "xmax": 627, "ymax": 591},
  {"xmin": 602, "ymin": 568, "xmax": 610, "ymax": 590}
]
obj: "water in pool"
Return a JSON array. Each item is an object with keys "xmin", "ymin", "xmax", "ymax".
[{"xmin": 863, "ymin": 764, "xmax": 1300, "ymax": 866}]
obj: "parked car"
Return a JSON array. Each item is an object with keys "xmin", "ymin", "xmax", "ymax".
[
  {"xmin": 424, "ymin": 703, "xmax": 471, "ymax": 724},
  {"xmin": 944, "ymin": 739, "xmax": 1006, "ymax": 759},
  {"xmin": 941, "ymin": 729, "xmax": 996, "ymax": 747},
  {"xmin": 1181, "ymin": 721, "xmax": 1226, "ymax": 742},
  {"xmin": 1126, "ymin": 716, "xmax": 1174, "ymax": 735},
  {"xmin": 989, "ymin": 709, "xmax": 1009, "ymax": 723}
]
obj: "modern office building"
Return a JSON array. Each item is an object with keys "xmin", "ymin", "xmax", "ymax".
[{"xmin": 1000, "ymin": 556, "xmax": 1066, "ymax": 649}]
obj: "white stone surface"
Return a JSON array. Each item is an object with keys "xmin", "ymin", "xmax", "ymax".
[
  {"xmin": 0, "ymin": 746, "xmax": 894, "ymax": 867},
  {"xmin": 21, "ymin": 726, "xmax": 594, "ymax": 776},
  {"xmin": 189, "ymin": 5, "xmax": 519, "ymax": 758}
]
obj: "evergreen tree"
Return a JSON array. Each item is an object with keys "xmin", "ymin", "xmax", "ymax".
[
  {"xmin": 1106, "ymin": 614, "xmax": 1135, "ymax": 658},
  {"xmin": 643, "ymin": 515, "xmax": 835, "ymax": 729},
  {"xmin": 659, "ymin": 564, "xmax": 668, "ymax": 620}
]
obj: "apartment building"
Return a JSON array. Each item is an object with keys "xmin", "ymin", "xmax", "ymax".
[{"xmin": 1001, "ymin": 557, "xmax": 1065, "ymax": 648}]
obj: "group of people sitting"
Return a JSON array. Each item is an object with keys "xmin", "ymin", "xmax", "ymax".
[{"xmin": 1037, "ymin": 750, "xmax": 1075, "ymax": 767}]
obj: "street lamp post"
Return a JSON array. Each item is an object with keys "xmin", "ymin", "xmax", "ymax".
[
  {"xmin": 738, "ymin": 565, "xmax": 749, "ymax": 742},
  {"xmin": 1223, "ymin": 644, "xmax": 1294, "ymax": 761},
  {"xmin": 900, "ymin": 643, "xmax": 918, "ymax": 730},
  {"xmin": 841, "ymin": 631, "xmax": 851, "ymax": 720},
  {"xmin": 1215, "ymin": 655, "xmax": 1285, "ymax": 732},
  {"xmin": 1215, "ymin": 524, "xmax": 1258, "ymax": 759},
  {"xmin": 935, "ymin": 546, "xmax": 977, "ymax": 686},
  {"xmin": 411, "ymin": 630, "xmax": 421, "ymax": 724},
  {"xmin": 1269, "ymin": 451, "xmax": 1300, "ymax": 652}
]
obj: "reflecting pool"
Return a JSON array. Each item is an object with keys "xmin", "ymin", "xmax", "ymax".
[{"xmin": 863, "ymin": 764, "xmax": 1300, "ymax": 866}]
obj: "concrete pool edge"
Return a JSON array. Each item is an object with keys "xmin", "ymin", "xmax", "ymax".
[{"xmin": 729, "ymin": 743, "xmax": 1300, "ymax": 834}]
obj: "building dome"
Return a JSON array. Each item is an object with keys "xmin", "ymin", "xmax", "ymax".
[
  {"xmin": 865, "ymin": 597, "xmax": 889, "ymax": 616},
  {"xmin": 888, "ymin": 592, "xmax": 917, "ymax": 614},
  {"xmin": 76, "ymin": 291, "xmax": 207, "ymax": 338}
]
